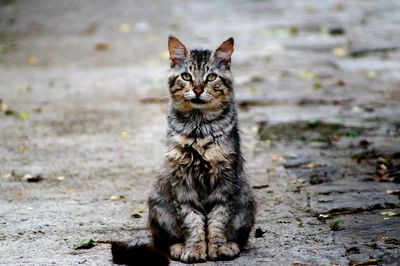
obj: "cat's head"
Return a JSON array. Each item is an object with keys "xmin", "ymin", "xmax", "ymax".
[{"xmin": 167, "ymin": 36, "xmax": 234, "ymax": 112}]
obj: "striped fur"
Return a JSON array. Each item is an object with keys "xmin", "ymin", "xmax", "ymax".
[{"xmin": 148, "ymin": 36, "xmax": 256, "ymax": 263}]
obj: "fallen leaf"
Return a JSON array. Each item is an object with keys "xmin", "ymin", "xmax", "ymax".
[
  {"xmin": 119, "ymin": 23, "xmax": 131, "ymax": 33},
  {"xmin": 271, "ymin": 155, "xmax": 284, "ymax": 162},
  {"xmin": 344, "ymin": 130, "xmax": 358, "ymax": 138},
  {"xmin": 110, "ymin": 195, "xmax": 126, "ymax": 200},
  {"xmin": 26, "ymin": 56, "xmax": 38, "ymax": 65},
  {"xmin": 0, "ymin": 100, "xmax": 8, "ymax": 112},
  {"xmin": 377, "ymin": 235, "xmax": 390, "ymax": 241},
  {"xmin": 18, "ymin": 111, "xmax": 29, "ymax": 120},
  {"xmin": 277, "ymin": 219, "xmax": 291, "ymax": 224},
  {"xmin": 119, "ymin": 131, "xmax": 129, "ymax": 138},
  {"xmin": 380, "ymin": 211, "xmax": 399, "ymax": 217},
  {"xmin": 299, "ymin": 70, "xmax": 316, "ymax": 80},
  {"xmin": 331, "ymin": 47, "xmax": 348, "ymax": 57},
  {"xmin": 385, "ymin": 189, "xmax": 400, "ymax": 195},
  {"xmin": 313, "ymin": 82, "xmax": 322, "ymax": 90},
  {"xmin": 95, "ymin": 43, "xmax": 110, "ymax": 51},
  {"xmin": 17, "ymin": 144, "xmax": 29, "ymax": 153},
  {"xmin": 73, "ymin": 239, "xmax": 97, "ymax": 250},
  {"xmin": 34, "ymin": 108, "xmax": 42, "ymax": 113},
  {"xmin": 366, "ymin": 70, "xmax": 378, "ymax": 80},
  {"xmin": 67, "ymin": 188, "xmax": 76, "ymax": 193},
  {"xmin": 4, "ymin": 110, "xmax": 14, "ymax": 116},
  {"xmin": 288, "ymin": 178, "xmax": 306, "ymax": 185},
  {"xmin": 289, "ymin": 26, "xmax": 299, "ymax": 35},
  {"xmin": 2, "ymin": 172, "xmax": 13, "ymax": 180},
  {"xmin": 300, "ymin": 163, "xmax": 321, "ymax": 169},
  {"xmin": 336, "ymin": 79, "xmax": 347, "ymax": 87},
  {"xmin": 318, "ymin": 213, "xmax": 330, "ymax": 219}
]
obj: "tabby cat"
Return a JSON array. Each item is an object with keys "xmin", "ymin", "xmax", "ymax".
[{"xmin": 112, "ymin": 36, "xmax": 256, "ymax": 264}]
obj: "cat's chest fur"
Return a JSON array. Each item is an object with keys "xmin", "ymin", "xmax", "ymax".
[{"xmin": 166, "ymin": 133, "xmax": 234, "ymax": 188}]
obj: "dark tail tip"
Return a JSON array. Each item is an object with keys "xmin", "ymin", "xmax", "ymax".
[{"xmin": 111, "ymin": 241, "xmax": 170, "ymax": 266}]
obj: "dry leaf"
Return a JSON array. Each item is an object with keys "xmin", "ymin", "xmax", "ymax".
[
  {"xmin": 331, "ymin": 47, "xmax": 348, "ymax": 57},
  {"xmin": 300, "ymin": 163, "xmax": 321, "ymax": 169},
  {"xmin": 386, "ymin": 189, "xmax": 400, "ymax": 195},
  {"xmin": 288, "ymin": 178, "xmax": 306, "ymax": 185},
  {"xmin": 95, "ymin": 43, "xmax": 110, "ymax": 51},
  {"xmin": 73, "ymin": 239, "xmax": 97, "ymax": 250},
  {"xmin": 271, "ymin": 155, "xmax": 284, "ymax": 162},
  {"xmin": 299, "ymin": 70, "xmax": 316, "ymax": 80},
  {"xmin": 110, "ymin": 195, "xmax": 126, "ymax": 200},
  {"xmin": 26, "ymin": 56, "xmax": 38, "ymax": 65},
  {"xmin": 366, "ymin": 70, "xmax": 378, "ymax": 80},
  {"xmin": 380, "ymin": 211, "xmax": 399, "ymax": 217},
  {"xmin": 119, "ymin": 23, "xmax": 131, "ymax": 33},
  {"xmin": 18, "ymin": 111, "xmax": 29, "ymax": 120},
  {"xmin": 120, "ymin": 131, "xmax": 129, "ymax": 138},
  {"xmin": 17, "ymin": 145, "xmax": 29, "ymax": 153},
  {"xmin": 378, "ymin": 235, "xmax": 390, "ymax": 241}
]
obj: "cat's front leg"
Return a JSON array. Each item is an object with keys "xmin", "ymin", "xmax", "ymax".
[
  {"xmin": 175, "ymin": 205, "xmax": 207, "ymax": 263},
  {"xmin": 207, "ymin": 205, "xmax": 240, "ymax": 261},
  {"xmin": 172, "ymin": 182, "xmax": 207, "ymax": 263}
]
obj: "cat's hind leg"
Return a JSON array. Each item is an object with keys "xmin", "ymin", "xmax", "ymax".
[
  {"xmin": 226, "ymin": 191, "xmax": 256, "ymax": 249},
  {"xmin": 148, "ymin": 195, "xmax": 184, "ymax": 252}
]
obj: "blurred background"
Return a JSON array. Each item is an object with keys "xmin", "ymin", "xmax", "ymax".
[{"xmin": 1, "ymin": 0, "xmax": 399, "ymax": 265}]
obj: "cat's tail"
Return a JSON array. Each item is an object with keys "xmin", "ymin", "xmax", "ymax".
[{"xmin": 110, "ymin": 241, "xmax": 170, "ymax": 266}]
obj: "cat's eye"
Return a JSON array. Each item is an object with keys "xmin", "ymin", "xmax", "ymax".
[
  {"xmin": 181, "ymin": 73, "xmax": 192, "ymax": 81},
  {"xmin": 206, "ymin": 74, "xmax": 217, "ymax": 82}
]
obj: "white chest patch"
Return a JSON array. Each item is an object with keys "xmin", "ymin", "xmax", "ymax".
[{"xmin": 168, "ymin": 134, "xmax": 233, "ymax": 164}]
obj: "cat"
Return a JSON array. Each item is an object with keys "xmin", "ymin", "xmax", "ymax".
[{"xmin": 112, "ymin": 36, "xmax": 256, "ymax": 265}]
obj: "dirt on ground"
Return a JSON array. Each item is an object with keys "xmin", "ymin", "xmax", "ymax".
[{"xmin": 1, "ymin": 0, "xmax": 399, "ymax": 265}]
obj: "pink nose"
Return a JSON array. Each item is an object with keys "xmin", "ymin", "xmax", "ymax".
[{"xmin": 193, "ymin": 87, "xmax": 203, "ymax": 96}]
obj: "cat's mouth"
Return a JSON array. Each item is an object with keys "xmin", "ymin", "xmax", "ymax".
[{"xmin": 190, "ymin": 98, "xmax": 207, "ymax": 104}]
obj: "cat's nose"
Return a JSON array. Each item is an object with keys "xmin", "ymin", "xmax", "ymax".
[{"xmin": 193, "ymin": 87, "xmax": 203, "ymax": 96}]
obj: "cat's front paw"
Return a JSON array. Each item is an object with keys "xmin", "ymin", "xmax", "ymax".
[
  {"xmin": 208, "ymin": 241, "xmax": 240, "ymax": 261},
  {"xmin": 169, "ymin": 243, "xmax": 184, "ymax": 260},
  {"xmin": 179, "ymin": 242, "xmax": 207, "ymax": 263}
]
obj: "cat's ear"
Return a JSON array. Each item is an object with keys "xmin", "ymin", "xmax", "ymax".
[
  {"xmin": 168, "ymin": 36, "xmax": 188, "ymax": 67},
  {"xmin": 213, "ymin": 37, "xmax": 234, "ymax": 69}
]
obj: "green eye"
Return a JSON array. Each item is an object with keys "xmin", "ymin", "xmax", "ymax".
[
  {"xmin": 206, "ymin": 74, "xmax": 217, "ymax": 82},
  {"xmin": 181, "ymin": 73, "xmax": 192, "ymax": 81}
]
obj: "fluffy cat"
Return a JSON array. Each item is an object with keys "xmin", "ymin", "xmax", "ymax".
[{"xmin": 112, "ymin": 36, "xmax": 256, "ymax": 264}]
